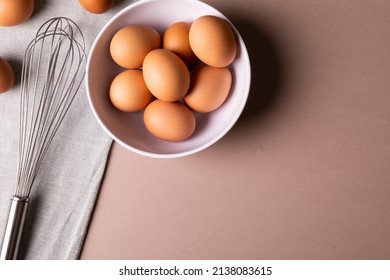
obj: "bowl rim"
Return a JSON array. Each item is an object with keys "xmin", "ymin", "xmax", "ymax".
[{"xmin": 86, "ymin": 0, "xmax": 251, "ymax": 158}]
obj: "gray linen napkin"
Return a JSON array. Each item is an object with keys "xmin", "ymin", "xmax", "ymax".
[{"xmin": 0, "ymin": 0, "xmax": 132, "ymax": 259}]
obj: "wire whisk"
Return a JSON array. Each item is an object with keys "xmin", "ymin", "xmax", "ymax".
[{"xmin": 1, "ymin": 17, "xmax": 86, "ymax": 260}]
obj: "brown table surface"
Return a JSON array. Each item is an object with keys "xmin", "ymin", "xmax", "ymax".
[{"xmin": 80, "ymin": 0, "xmax": 390, "ymax": 259}]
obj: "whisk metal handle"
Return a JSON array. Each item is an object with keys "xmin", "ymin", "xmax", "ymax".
[{"xmin": 0, "ymin": 197, "xmax": 29, "ymax": 260}]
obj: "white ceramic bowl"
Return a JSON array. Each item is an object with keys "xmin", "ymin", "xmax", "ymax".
[{"xmin": 86, "ymin": 0, "xmax": 251, "ymax": 158}]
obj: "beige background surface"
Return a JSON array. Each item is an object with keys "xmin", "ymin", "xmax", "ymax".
[{"xmin": 81, "ymin": 0, "xmax": 390, "ymax": 259}]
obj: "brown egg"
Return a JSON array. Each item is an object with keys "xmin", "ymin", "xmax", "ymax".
[
  {"xmin": 143, "ymin": 49, "xmax": 190, "ymax": 102},
  {"xmin": 109, "ymin": 69, "xmax": 154, "ymax": 112},
  {"xmin": 184, "ymin": 66, "xmax": 232, "ymax": 113},
  {"xmin": 163, "ymin": 22, "xmax": 198, "ymax": 69},
  {"xmin": 0, "ymin": 57, "xmax": 14, "ymax": 94},
  {"xmin": 144, "ymin": 100, "xmax": 196, "ymax": 141},
  {"xmin": 110, "ymin": 25, "xmax": 160, "ymax": 69},
  {"xmin": 0, "ymin": 0, "xmax": 34, "ymax": 27},
  {"xmin": 78, "ymin": 0, "xmax": 115, "ymax": 14},
  {"xmin": 189, "ymin": 15, "xmax": 237, "ymax": 67}
]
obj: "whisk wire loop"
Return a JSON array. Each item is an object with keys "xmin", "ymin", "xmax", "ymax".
[{"xmin": 15, "ymin": 17, "xmax": 86, "ymax": 199}]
